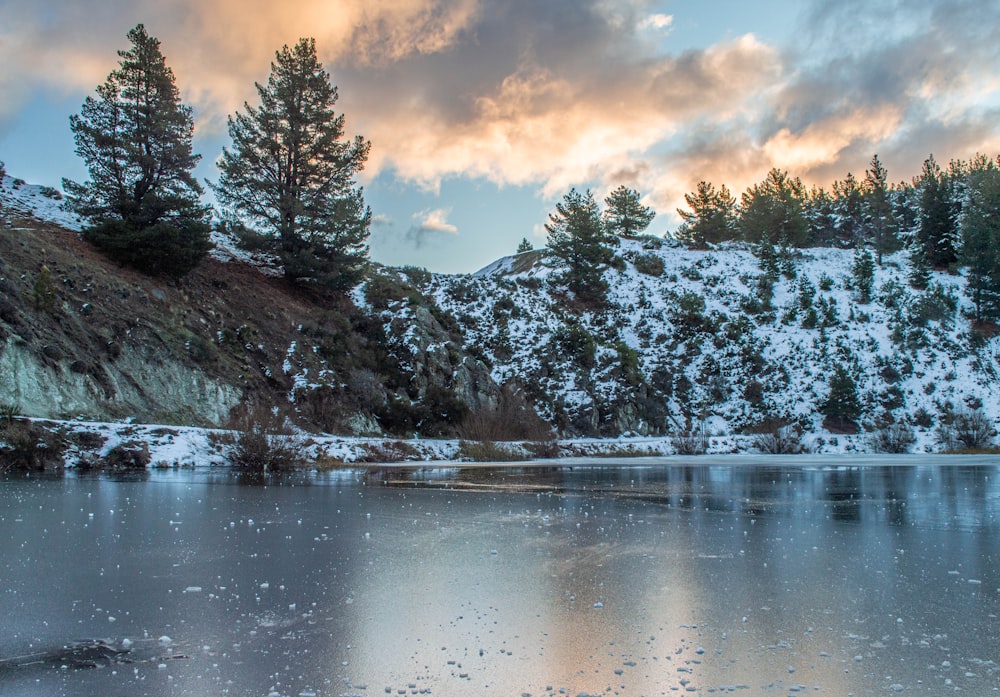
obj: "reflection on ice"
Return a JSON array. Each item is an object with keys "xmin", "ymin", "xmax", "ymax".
[{"xmin": 1, "ymin": 462, "xmax": 998, "ymax": 696}]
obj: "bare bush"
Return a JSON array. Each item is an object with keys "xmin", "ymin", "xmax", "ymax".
[
  {"xmin": 224, "ymin": 405, "xmax": 304, "ymax": 472},
  {"xmin": 458, "ymin": 386, "xmax": 552, "ymax": 442},
  {"xmin": 869, "ymin": 422, "xmax": 917, "ymax": 453},
  {"xmin": 938, "ymin": 408, "xmax": 996, "ymax": 451},
  {"xmin": 753, "ymin": 425, "xmax": 805, "ymax": 454},
  {"xmin": 356, "ymin": 440, "xmax": 420, "ymax": 463},
  {"xmin": 457, "ymin": 440, "xmax": 524, "ymax": 462},
  {"xmin": 104, "ymin": 441, "xmax": 151, "ymax": 469},
  {"xmin": 525, "ymin": 440, "xmax": 560, "ymax": 459},
  {"xmin": 0, "ymin": 419, "xmax": 67, "ymax": 471},
  {"xmin": 671, "ymin": 425, "xmax": 708, "ymax": 455}
]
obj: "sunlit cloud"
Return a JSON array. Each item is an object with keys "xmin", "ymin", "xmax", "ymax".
[
  {"xmin": 640, "ymin": 13, "xmax": 674, "ymax": 31},
  {"xmin": 3, "ymin": 0, "xmax": 1000, "ymax": 234},
  {"xmin": 413, "ymin": 208, "xmax": 458, "ymax": 235}
]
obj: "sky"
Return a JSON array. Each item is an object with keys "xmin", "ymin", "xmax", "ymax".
[{"xmin": 2, "ymin": 0, "xmax": 1000, "ymax": 274}]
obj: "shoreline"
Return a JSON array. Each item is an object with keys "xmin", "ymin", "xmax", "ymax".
[{"xmin": 3, "ymin": 418, "xmax": 1000, "ymax": 472}]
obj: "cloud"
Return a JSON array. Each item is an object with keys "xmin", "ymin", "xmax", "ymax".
[
  {"xmin": 640, "ymin": 13, "xmax": 673, "ymax": 31},
  {"xmin": 404, "ymin": 207, "xmax": 458, "ymax": 247},
  {"xmin": 4, "ymin": 0, "xmax": 1000, "ymax": 232},
  {"xmin": 413, "ymin": 207, "xmax": 458, "ymax": 234}
]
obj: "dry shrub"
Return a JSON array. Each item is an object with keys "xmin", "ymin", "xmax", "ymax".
[
  {"xmin": 457, "ymin": 440, "xmax": 524, "ymax": 462},
  {"xmin": 752, "ymin": 425, "xmax": 805, "ymax": 454},
  {"xmin": 525, "ymin": 440, "xmax": 560, "ymax": 459},
  {"xmin": 0, "ymin": 419, "xmax": 67, "ymax": 471},
  {"xmin": 224, "ymin": 404, "xmax": 304, "ymax": 472},
  {"xmin": 937, "ymin": 408, "xmax": 996, "ymax": 452},
  {"xmin": 104, "ymin": 441, "xmax": 151, "ymax": 469},
  {"xmin": 458, "ymin": 386, "xmax": 552, "ymax": 442},
  {"xmin": 869, "ymin": 422, "xmax": 917, "ymax": 453},
  {"xmin": 671, "ymin": 424, "xmax": 708, "ymax": 455},
  {"xmin": 356, "ymin": 440, "xmax": 420, "ymax": 463}
]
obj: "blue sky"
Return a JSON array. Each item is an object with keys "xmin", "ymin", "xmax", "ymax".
[{"xmin": 2, "ymin": 0, "xmax": 999, "ymax": 273}]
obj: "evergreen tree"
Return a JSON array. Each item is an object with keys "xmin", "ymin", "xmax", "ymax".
[
  {"xmin": 908, "ymin": 243, "xmax": 932, "ymax": 290},
  {"xmin": 676, "ymin": 181, "xmax": 737, "ymax": 248},
  {"xmin": 831, "ymin": 172, "xmax": 864, "ymax": 247},
  {"xmin": 862, "ymin": 154, "xmax": 898, "ymax": 264},
  {"xmin": 214, "ymin": 38, "xmax": 371, "ymax": 291},
  {"xmin": 739, "ymin": 168, "xmax": 810, "ymax": 247},
  {"xmin": 961, "ymin": 156, "xmax": 1000, "ymax": 323},
  {"xmin": 546, "ymin": 188, "xmax": 614, "ymax": 307},
  {"xmin": 852, "ymin": 247, "xmax": 876, "ymax": 304},
  {"xmin": 820, "ymin": 365, "xmax": 861, "ymax": 429},
  {"xmin": 516, "ymin": 238, "xmax": 534, "ymax": 254},
  {"xmin": 805, "ymin": 186, "xmax": 838, "ymax": 246},
  {"xmin": 63, "ymin": 24, "xmax": 210, "ymax": 277},
  {"xmin": 915, "ymin": 155, "xmax": 959, "ymax": 268},
  {"xmin": 603, "ymin": 185, "xmax": 655, "ymax": 238}
]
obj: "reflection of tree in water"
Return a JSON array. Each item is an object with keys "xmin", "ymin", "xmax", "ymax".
[
  {"xmin": 827, "ymin": 468, "xmax": 862, "ymax": 522},
  {"xmin": 938, "ymin": 466, "xmax": 994, "ymax": 529},
  {"xmin": 882, "ymin": 466, "xmax": 916, "ymax": 527}
]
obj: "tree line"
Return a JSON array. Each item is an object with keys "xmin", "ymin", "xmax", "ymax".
[
  {"xmin": 541, "ymin": 153, "xmax": 1000, "ymax": 322},
  {"xmin": 673, "ymin": 155, "xmax": 1000, "ymax": 322},
  {"xmin": 62, "ymin": 25, "xmax": 1000, "ymax": 325},
  {"xmin": 63, "ymin": 24, "xmax": 369, "ymax": 291}
]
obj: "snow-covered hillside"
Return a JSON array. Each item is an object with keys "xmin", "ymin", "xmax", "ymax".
[
  {"xmin": 414, "ymin": 237, "xmax": 999, "ymax": 452},
  {"xmin": 0, "ymin": 174, "xmax": 82, "ymax": 230},
  {"xmin": 5, "ymin": 173, "xmax": 999, "ymax": 454}
]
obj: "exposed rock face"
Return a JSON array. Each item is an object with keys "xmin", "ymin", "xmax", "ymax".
[
  {"xmin": 0, "ymin": 340, "xmax": 241, "ymax": 424},
  {"xmin": 0, "ymin": 219, "xmax": 502, "ymax": 434}
]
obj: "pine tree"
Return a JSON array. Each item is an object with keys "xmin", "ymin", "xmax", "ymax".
[
  {"xmin": 213, "ymin": 38, "xmax": 372, "ymax": 291},
  {"xmin": 516, "ymin": 238, "xmax": 534, "ymax": 254},
  {"xmin": 739, "ymin": 168, "xmax": 810, "ymax": 247},
  {"xmin": 676, "ymin": 181, "xmax": 737, "ymax": 248},
  {"xmin": 831, "ymin": 172, "xmax": 864, "ymax": 247},
  {"xmin": 961, "ymin": 156, "xmax": 1000, "ymax": 323},
  {"xmin": 851, "ymin": 247, "xmax": 876, "ymax": 304},
  {"xmin": 915, "ymin": 155, "xmax": 959, "ymax": 268},
  {"xmin": 603, "ymin": 185, "xmax": 654, "ymax": 238},
  {"xmin": 820, "ymin": 365, "xmax": 861, "ymax": 430},
  {"xmin": 862, "ymin": 154, "xmax": 898, "ymax": 265},
  {"xmin": 63, "ymin": 24, "xmax": 210, "ymax": 277},
  {"xmin": 546, "ymin": 189, "xmax": 614, "ymax": 307},
  {"xmin": 805, "ymin": 186, "xmax": 838, "ymax": 246}
]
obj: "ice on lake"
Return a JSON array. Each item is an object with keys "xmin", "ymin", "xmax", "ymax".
[{"xmin": 1, "ymin": 462, "xmax": 999, "ymax": 696}]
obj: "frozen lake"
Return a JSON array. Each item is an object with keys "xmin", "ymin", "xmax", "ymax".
[{"xmin": 2, "ymin": 462, "xmax": 999, "ymax": 696}]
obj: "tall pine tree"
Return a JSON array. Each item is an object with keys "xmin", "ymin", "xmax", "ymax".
[
  {"xmin": 213, "ymin": 38, "xmax": 371, "ymax": 291},
  {"xmin": 603, "ymin": 185, "xmax": 655, "ymax": 238},
  {"xmin": 739, "ymin": 168, "xmax": 810, "ymax": 248},
  {"xmin": 915, "ymin": 155, "xmax": 959, "ymax": 268},
  {"xmin": 63, "ymin": 24, "xmax": 210, "ymax": 277},
  {"xmin": 546, "ymin": 189, "xmax": 614, "ymax": 307},
  {"xmin": 676, "ymin": 181, "xmax": 737, "ymax": 248},
  {"xmin": 862, "ymin": 154, "xmax": 898, "ymax": 265},
  {"xmin": 961, "ymin": 156, "xmax": 1000, "ymax": 323}
]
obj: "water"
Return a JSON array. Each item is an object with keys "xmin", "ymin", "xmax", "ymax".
[{"xmin": 1, "ymin": 462, "xmax": 999, "ymax": 696}]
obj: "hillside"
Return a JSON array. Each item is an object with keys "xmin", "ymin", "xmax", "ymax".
[
  {"xmin": 388, "ymin": 241, "xmax": 1000, "ymax": 453},
  {"xmin": 2, "ymin": 173, "xmax": 999, "ymax": 455},
  {"xmin": 0, "ymin": 174, "xmax": 498, "ymax": 436}
]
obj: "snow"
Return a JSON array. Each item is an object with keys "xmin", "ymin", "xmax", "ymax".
[
  {"xmin": 419, "ymin": 237, "xmax": 1000, "ymax": 451},
  {"xmin": 4, "ymin": 169, "xmax": 1000, "ymax": 455},
  {"xmin": 0, "ymin": 175, "xmax": 83, "ymax": 230}
]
